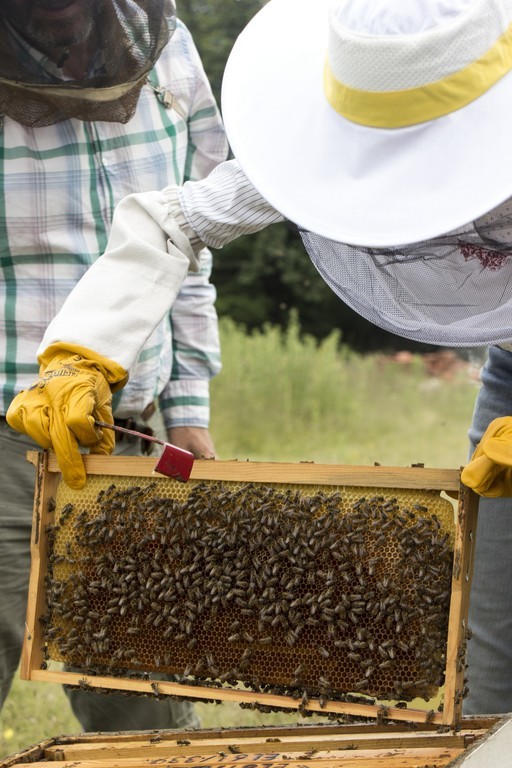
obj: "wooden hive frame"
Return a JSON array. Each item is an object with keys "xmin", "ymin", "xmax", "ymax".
[
  {"xmin": 21, "ymin": 451, "xmax": 479, "ymax": 729},
  {"xmin": 0, "ymin": 717, "xmax": 507, "ymax": 768}
]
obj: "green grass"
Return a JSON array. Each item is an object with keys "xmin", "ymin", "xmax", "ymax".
[
  {"xmin": 210, "ymin": 317, "xmax": 480, "ymax": 468},
  {"xmin": 0, "ymin": 318, "xmax": 483, "ymax": 758}
]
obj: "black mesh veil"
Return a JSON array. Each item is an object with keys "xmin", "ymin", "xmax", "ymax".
[
  {"xmin": 0, "ymin": 0, "xmax": 176, "ymax": 126},
  {"xmin": 301, "ymin": 196, "xmax": 512, "ymax": 347}
]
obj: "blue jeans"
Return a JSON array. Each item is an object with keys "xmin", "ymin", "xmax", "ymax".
[
  {"xmin": 464, "ymin": 344, "xmax": 512, "ymax": 714},
  {"xmin": 0, "ymin": 420, "xmax": 199, "ymax": 732}
]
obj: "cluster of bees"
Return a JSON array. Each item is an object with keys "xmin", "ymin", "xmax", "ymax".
[{"xmin": 42, "ymin": 480, "xmax": 454, "ymax": 710}]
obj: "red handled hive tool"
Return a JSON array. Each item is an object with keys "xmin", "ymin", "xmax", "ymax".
[{"xmin": 95, "ymin": 420, "xmax": 194, "ymax": 482}]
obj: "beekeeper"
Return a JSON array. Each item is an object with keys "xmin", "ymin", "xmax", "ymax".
[
  {"xmin": 0, "ymin": 0, "xmax": 228, "ymax": 736},
  {"xmin": 8, "ymin": 0, "xmax": 512, "ymax": 716}
]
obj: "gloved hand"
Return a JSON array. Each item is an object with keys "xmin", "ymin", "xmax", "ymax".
[
  {"xmin": 6, "ymin": 343, "xmax": 128, "ymax": 490},
  {"xmin": 461, "ymin": 417, "xmax": 512, "ymax": 497}
]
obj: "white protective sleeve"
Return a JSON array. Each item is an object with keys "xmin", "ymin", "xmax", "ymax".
[
  {"xmin": 38, "ymin": 188, "xmax": 198, "ymax": 372},
  {"xmin": 39, "ymin": 161, "xmax": 284, "ymax": 373}
]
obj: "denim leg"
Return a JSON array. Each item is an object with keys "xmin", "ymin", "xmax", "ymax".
[
  {"xmin": 464, "ymin": 345, "xmax": 512, "ymax": 714},
  {"xmin": 65, "ymin": 688, "xmax": 200, "ymax": 733},
  {"xmin": 0, "ymin": 424, "xmax": 36, "ymax": 709}
]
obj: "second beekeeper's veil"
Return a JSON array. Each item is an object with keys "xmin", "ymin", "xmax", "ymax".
[
  {"xmin": 0, "ymin": 0, "xmax": 176, "ymax": 126},
  {"xmin": 221, "ymin": 0, "xmax": 512, "ymax": 346}
]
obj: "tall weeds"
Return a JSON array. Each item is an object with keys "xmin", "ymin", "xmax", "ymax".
[{"xmin": 211, "ymin": 316, "xmax": 479, "ymax": 468}]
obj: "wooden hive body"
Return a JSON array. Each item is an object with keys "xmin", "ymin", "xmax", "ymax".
[
  {"xmin": 0, "ymin": 717, "xmax": 509, "ymax": 767},
  {"xmin": 21, "ymin": 452, "xmax": 479, "ymax": 728}
]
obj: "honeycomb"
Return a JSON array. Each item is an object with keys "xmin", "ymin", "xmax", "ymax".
[{"xmin": 42, "ymin": 477, "xmax": 455, "ymax": 708}]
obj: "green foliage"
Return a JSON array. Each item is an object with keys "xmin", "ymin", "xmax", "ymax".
[
  {"xmin": 210, "ymin": 317, "xmax": 478, "ymax": 467},
  {"xmin": 0, "ymin": 681, "xmax": 80, "ymax": 757}
]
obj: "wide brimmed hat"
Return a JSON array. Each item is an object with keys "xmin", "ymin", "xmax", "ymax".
[
  {"xmin": 221, "ymin": 0, "xmax": 512, "ymax": 347},
  {"xmin": 221, "ymin": 0, "xmax": 512, "ymax": 248}
]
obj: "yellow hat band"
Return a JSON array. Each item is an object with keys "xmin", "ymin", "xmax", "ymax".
[{"xmin": 324, "ymin": 22, "xmax": 512, "ymax": 128}]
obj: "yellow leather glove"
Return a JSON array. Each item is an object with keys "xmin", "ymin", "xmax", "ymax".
[
  {"xmin": 461, "ymin": 417, "xmax": 512, "ymax": 497},
  {"xmin": 6, "ymin": 343, "xmax": 128, "ymax": 490}
]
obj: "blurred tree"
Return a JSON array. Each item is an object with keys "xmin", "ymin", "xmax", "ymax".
[
  {"xmin": 177, "ymin": 0, "xmax": 440, "ymax": 353},
  {"xmin": 177, "ymin": 0, "xmax": 264, "ymax": 105}
]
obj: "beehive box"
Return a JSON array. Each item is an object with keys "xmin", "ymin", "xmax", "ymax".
[
  {"xmin": 21, "ymin": 452, "xmax": 478, "ymax": 728},
  {"xmin": 0, "ymin": 717, "xmax": 509, "ymax": 767}
]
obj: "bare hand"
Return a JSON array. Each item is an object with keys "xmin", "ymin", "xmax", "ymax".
[{"xmin": 167, "ymin": 426, "xmax": 217, "ymax": 459}]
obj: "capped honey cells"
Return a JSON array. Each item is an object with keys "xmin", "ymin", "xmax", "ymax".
[{"xmin": 41, "ymin": 478, "xmax": 455, "ymax": 709}]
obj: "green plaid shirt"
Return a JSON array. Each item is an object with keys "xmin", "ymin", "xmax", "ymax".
[{"xmin": 0, "ymin": 20, "xmax": 227, "ymax": 427}]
